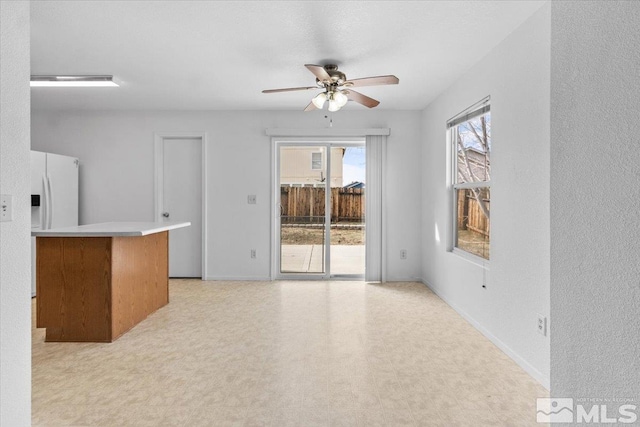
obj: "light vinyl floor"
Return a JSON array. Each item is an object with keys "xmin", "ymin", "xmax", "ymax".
[{"xmin": 32, "ymin": 280, "xmax": 548, "ymax": 426}]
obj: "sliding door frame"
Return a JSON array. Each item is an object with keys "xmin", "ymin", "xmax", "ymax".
[
  {"xmin": 273, "ymin": 137, "xmax": 365, "ymax": 280},
  {"xmin": 268, "ymin": 128, "xmax": 389, "ymax": 282}
]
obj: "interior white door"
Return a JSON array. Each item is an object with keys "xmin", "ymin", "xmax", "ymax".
[{"xmin": 162, "ymin": 138, "xmax": 202, "ymax": 277}]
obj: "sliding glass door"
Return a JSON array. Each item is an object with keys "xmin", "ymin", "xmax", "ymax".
[
  {"xmin": 276, "ymin": 141, "xmax": 365, "ymax": 279},
  {"xmin": 279, "ymin": 145, "xmax": 327, "ymax": 274},
  {"xmin": 329, "ymin": 145, "xmax": 365, "ymax": 276}
]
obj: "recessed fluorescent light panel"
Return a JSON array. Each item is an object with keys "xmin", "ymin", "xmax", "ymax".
[{"xmin": 30, "ymin": 75, "xmax": 119, "ymax": 87}]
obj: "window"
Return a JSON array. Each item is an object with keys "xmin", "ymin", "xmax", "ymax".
[
  {"xmin": 311, "ymin": 152, "xmax": 322, "ymax": 170},
  {"xmin": 449, "ymin": 98, "xmax": 491, "ymax": 260}
]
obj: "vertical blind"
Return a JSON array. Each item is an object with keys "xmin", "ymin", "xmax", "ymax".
[{"xmin": 365, "ymin": 135, "xmax": 385, "ymax": 282}]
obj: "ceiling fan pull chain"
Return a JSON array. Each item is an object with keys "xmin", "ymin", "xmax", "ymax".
[{"xmin": 324, "ymin": 115, "xmax": 333, "ymax": 128}]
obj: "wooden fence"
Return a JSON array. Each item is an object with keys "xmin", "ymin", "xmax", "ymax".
[
  {"xmin": 457, "ymin": 189, "xmax": 490, "ymax": 236},
  {"xmin": 281, "ymin": 187, "xmax": 364, "ymax": 223}
]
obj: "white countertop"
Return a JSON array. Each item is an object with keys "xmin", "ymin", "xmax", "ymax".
[{"xmin": 31, "ymin": 221, "xmax": 190, "ymax": 237}]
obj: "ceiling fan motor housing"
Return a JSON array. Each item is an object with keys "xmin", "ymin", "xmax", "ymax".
[{"xmin": 319, "ymin": 64, "xmax": 346, "ymax": 86}]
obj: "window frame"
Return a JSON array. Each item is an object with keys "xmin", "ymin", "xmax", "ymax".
[
  {"xmin": 449, "ymin": 97, "xmax": 491, "ymax": 262},
  {"xmin": 311, "ymin": 152, "xmax": 323, "ymax": 170}
]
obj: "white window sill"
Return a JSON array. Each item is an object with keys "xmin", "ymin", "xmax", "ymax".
[{"xmin": 450, "ymin": 248, "xmax": 490, "ymax": 269}]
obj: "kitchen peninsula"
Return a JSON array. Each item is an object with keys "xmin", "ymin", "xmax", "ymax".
[{"xmin": 32, "ymin": 222, "xmax": 190, "ymax": 342}]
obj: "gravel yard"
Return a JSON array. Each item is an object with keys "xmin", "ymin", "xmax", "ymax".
[{"xmin": 281, "ymin": 226, "xmax": 364, "ymax": 245}]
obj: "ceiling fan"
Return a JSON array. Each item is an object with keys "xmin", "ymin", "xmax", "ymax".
[{"xmin": 262, "ymin": 64, "xmax": 399, "ymax": 112}]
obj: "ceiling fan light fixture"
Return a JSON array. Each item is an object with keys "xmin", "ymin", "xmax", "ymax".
[
  {"xmin": 311, "ymin": 92, "xmax": 327, "ymax": 109},
  {"xmin": 326, "ymin": 90, "xmax": 347, "ymax": 112},
  {"xmin": 328, "ymin": 99, "xmax": 341, "ymax": 112},
  {"xmin": 333, "ymin": 90, "xmax": 348, "ymax": 107}
]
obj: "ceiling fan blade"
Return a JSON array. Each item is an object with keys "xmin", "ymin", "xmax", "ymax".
[
  {"xmin": 304, "ymin": 102, "xmax": 317, "ymax": 112},
  {"xmin": 344, "ymin": 75, "xmax": 399, "ymax": 88},
  {"xmin": 262, "ymin": 86, "xmax": 318, "ymax": 94},
  {"xmin": 305, "ymin": 64, "xmax": 332, "ymax": 82},
  {"xmin": 345, "ymin": 90, "xmax": 380, "ymax": 108}
]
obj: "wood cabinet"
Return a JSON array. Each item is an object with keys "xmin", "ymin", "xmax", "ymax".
[
  {"xmin": 36, "ymin": 232, "xmax": 169, "ymax": 342},
  {"xmin": 34, "ymin": 222, "xmax": 189, "ymax": 342}
]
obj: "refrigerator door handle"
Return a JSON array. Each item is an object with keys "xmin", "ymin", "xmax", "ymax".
[
  {"xmin": 42, "ymin": 175, "xmax": 49, "ymax": 229},
  {"xmin": 46, "ymin": 175, "xmax": 53, "ymax": 229}
]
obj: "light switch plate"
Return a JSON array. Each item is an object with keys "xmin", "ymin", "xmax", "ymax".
[{"xmin": 0, "ymin": 194, "xmax": 13, "ymax": 222}]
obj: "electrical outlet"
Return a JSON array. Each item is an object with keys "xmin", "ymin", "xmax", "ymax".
[
  {"xmin": 400, "ymin": 249, "xmax": 407, "ymax": 260},
  {"xmin": 247, "ymin": 195, "xmax": 257, "ymax": 205},
  {"xmin": 537, "ymin": 314, "xmax": 547, "ymax": 336},
  {"xmin": 250, "ymin": 249, "xmax": 256, "ymax": 259},
  {"xmin": 0, "ymin": 194, "xmax": 13, "ymax": 222}
]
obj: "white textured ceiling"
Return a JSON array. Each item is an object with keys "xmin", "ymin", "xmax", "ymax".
[{"xmin": 31, "ymin": 1, "xmax": 546, "ymax": 111}]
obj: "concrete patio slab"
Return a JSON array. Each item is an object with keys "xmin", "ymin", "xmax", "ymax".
[{"xmin": 281, "ymin": 245, "xmax": 364, "ymax": 275}]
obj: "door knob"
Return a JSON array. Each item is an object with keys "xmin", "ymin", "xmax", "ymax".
[{"xmin": 162, "ymin": 212, "xmax": 170, "ymax": 218}]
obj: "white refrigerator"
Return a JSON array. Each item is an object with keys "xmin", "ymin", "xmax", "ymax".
[{"xmin": 31, "ymin": 151, "xmax": 79, "ymax": 296}]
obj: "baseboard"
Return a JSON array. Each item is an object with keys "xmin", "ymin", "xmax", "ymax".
[
  {"xmin": 384, "ymin": 276, "xmax": 424, "ymax": 282},
  {"xmin": 203, "ymin": 276, "xmax": 272, "ymax": 281},
  {"xmin": 422, "ymin": 280, "xmax": 550, "ymax": 390}
]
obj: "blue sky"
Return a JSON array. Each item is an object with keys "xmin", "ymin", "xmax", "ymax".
[{"xmin": 342, "ymin": 146, "xmax": 366, "ymax": 185}]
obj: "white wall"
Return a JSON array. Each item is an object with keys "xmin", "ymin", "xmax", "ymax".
[
  {"xmin": 0, "ymin": 1, "xmax": 32, "ymax": 425},
  {"xmin": 421, "ymin": 5, "xmax": 550, "ymax": 387},
  {"xmin": 31, "ymin": 110, "xmax": 422, "ymax": 281},
  {"xmin": 550, "ymin": 1, "xmax": 640, "ymax": 403}
]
